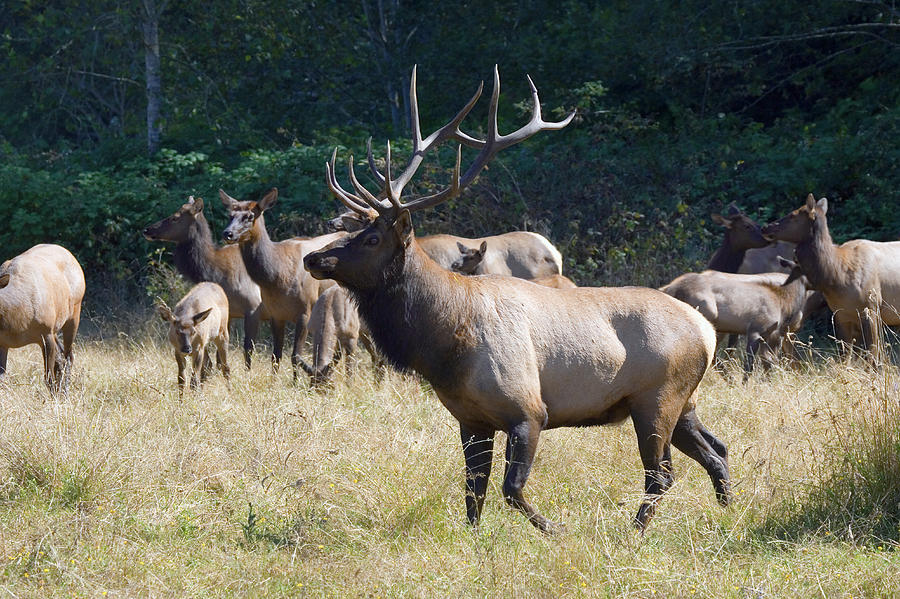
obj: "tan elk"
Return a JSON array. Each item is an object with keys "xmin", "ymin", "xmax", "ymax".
[
  {"xmin": 299, "ymin": 285, "xmax": 382, "ymax": 385},
  {"xmin": 661, "ymin": 264, "xmax": 811, "ymax": 378},
  {"xmin": 452, "ymin": 240, "xmax": 577, "ymax": 287},
  {"xmin": 158, "ymin": 282, "xmax": 231, "ymax": 394},
  {"xmin": 143, "ymin": 195, "xmax": 269, "ymax": 369},
  {"xmin": 762, "ymin": 194, "xmax": 900, "ymax": 358},
  {"xmin": 0, "ymin": 244, "xmax": 85, "ymax": 392},
  {"xmin": 303, "ymin": 65, "xmax": 730, "ymax": 532},
  {"xmin": 220, "ymin": 188, "xmax": 344, "ymax": 379}
]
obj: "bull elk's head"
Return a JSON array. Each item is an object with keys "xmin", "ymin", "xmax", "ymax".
[
  {"xmin": 762, "ymin": 194, "xmax": 828, "ymax": 244},
  {"xmin": 305, "ymin": 65, "xmax": 574, "ymax": 289}
]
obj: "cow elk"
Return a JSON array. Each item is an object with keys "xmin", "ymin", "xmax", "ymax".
[
  {"xmin": 158, "ymin": 282, "xmax": 230, "ymax": 394},
  {"xmin": 143, "ymin": 195, "xmax": 268, "ymax": 369},
  {"xmin": 661, "ymin": 266, "xmax": 811, "ymax": 379},
  {"xmin": 763, "ymin": 194, "xmax": 900, "ymax": 360},
  {"xmin": 452, "ymin": 240, "xmax": 577, "ymax": 288},
  {"xmin": 299, "ymin": 285, "xmax": 382, "ymax": 385},
  {"xmin": 220, "ymin": 188, "xmax": 344, "ymax": 379},
  {"xmin": 709, "ymin": 204, "xmax": 794, "ymax": 275},
  {"xmin": 303, "ymin": 65, "xmax": 730, "ymax": 532},
  {"xmin": 0, "ymin": 244, "xmax": 85, "ymax": 393}
]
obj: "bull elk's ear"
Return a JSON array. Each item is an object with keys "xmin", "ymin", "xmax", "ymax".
[
  {"xmin": 394, "ymin": 210, "xmax": 414, "ymax": 248},
  {"xmin": 157, "ymin": 303, "xmax": 174, "ymax": 323},
  {"xmin": 258, "ymin": 188, "xmax": 278, "ymax": 212},
  {"xmin": 817, "ymin": 197, "xmax": 828, "ymax": 215},
  {"xmin": 219, "ymin": 189, "xmax": 238, "ymax": 210},
  {"xmin": 0, "ymin": 273, "xmax": 9, "ymax": 289},
  {"xmin": 192, "ymin": 308, "xmax": 213, "ymax": 325},
  {"xmin": 478, "ymin": 240, "xmax": 487, "ymax": 255}
]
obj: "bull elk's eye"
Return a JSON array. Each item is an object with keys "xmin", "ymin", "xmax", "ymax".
[{"xmin": 364, "ymin": 235, "xmax": 380, "ymax": 246}]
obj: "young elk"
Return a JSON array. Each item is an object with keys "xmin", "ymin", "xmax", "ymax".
[
  {"xmin": 452, "ymin": 241, "xmax": 577, "ymax": 288},
  {"xmin": 299, "ymin": 285, "xmax": 382, "ymax": 385},
  {"xmin": 220, "ymin": 188, "xmax": 344, "ymax": 379},
  {"xmin": 158, "ymin": 282, "xmax": 230, "ymax": 394},
  {"xmin": 763, "ymin": 194, "xmax": 900, "ymax": 360},
  {"xmin": 661, "ymin": 264, "xmax": 811, "ymax": 379},
  {"xmin": 304, "ymin": 66, "xmax": 729, "ymax": 532},
  {"xmin": 0, "ymin": 244, "xmax": 85, "ymax": 393},
  {"xmin": 143, "ymin": 195, "xmax": 268, "ymax": 369}
]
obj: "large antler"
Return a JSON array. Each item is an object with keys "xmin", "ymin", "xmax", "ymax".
[{"xmin": 326, "ymin": 65, "xmax": 575, "ymax": 218}]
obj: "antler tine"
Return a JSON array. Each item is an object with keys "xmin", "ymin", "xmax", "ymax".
[
  {"xmin": 366, "ymin": 137, "xmax": 385, "ymax": 185},
  {"xmin": 347, "ymin": 155, "xmax": 391, "ymax": 214},
  {"xmin": 395, "ymin": 144, "xmax": 462, "ymax": 213},
  {"xmin": 400, "ymin": 66, "xmax": 574, "ymax": 213},
  {"xmin": 383, "ymin": 140, "xmax": 402, "ymax": 211},
  {"xmin": 325, "ymin": 149, "xmax": 373, "ymax": 215}
]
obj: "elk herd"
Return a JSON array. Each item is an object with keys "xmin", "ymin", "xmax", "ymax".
[{"xmin": 1, "ymin": 66, "xmax": 897, "ymax": 534}]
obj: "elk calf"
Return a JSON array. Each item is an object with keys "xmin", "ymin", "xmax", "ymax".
[
  {"xmin": 158, "ymin": 282, "xmax": 230, "ymax": 394},
  {"xmin": 299, "ymin": 285, "xmax": 382, "ymax": 385},
  {"xmin": 0, "ymin": 244, "xmax": 85, "ymax": 392},
  {"xmin": 661, "ymin": 266, "xmax": 810, "ymax": 378}
]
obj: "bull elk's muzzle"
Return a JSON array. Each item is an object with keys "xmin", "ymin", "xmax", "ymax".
[{"xmin": 303, "ymin": 252, "xmax": 338, "ymax": 279}]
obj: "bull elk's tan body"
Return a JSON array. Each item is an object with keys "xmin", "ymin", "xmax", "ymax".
[
  {"xmin": 221, "ymin": 189, "xmax": 342, "ymax": 378},
  {"xmin": 158, "ymin": 282, "xmax": 230, "ymax": 394},
  {"xmin": 661, "ymin": 269, "xmax": 810, "ymax": 377},
  {"xmin": 0, "ymin": 244, "xmax": 85, "ymax": 392},
  {"xmin": 763, "ymin": 195, "xmax": 900, "ymax": 356},
  {"xmin": 299, "ymin": 285, "xmax": 381, "ymax": 384},
  {"xmin": 304, "ymin": 66, "xmax": 730, "ymax": 532},
  {"xmin": 143, "ymin": 196, "xmax": 268, "ymax": 368}
]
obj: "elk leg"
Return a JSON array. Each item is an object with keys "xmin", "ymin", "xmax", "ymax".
[
  {"xmin": 359, "ymin": 333, "xmax": 385, "ymax": 382},
  {"xmin": 860, "ymin": 306, "xmax": 882, "ymax": 364},
  {"xmin": 460, "ymin": 425, "xmax": 495, "ymax": 526},
  {"xmin": 190, "ymin": 348, "xmax": 204, "ymax": 390},
  {"xmin": 176, "ymin": 352, "xmax": 187, "ymax": 395},
  {"xmin": 672, "ymin": 409, "xmax": 730, "ymax": 506},
  {"xmin": 242, "ymin": 308, "xmax": 262, "ymax": 370},
  {"xmin": 215, "ymin": 337, "xmax": 230, "ymax": 381},
  {"xmin": 502, "ymin": 420, "xmax": 557, "ymax": 533},
  {"xmin": 271, "ymin": 320, "xmax": 286, "ymax": 372},
  {"xmin": 743, "ymin": 330, "xmax": 763, "ymax": 382},
  {"xmin": 290, "ymin": 311, "xmax": 311, "ymax": 382},
  {"xmin": 632, "ymin": 414, "xmax": 675, "ymax": 531},
  {"xmin": 41, "ymin": 333, "xmax": 61, "ymax": 393},
  {"xmin": 0, "ymin": 347, "xmax": 7, "ymax": 378}
]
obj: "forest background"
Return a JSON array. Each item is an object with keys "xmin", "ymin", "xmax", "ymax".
[{"xmin": 1, "ymin": 0, "xmax": 898, "ymax": 301}]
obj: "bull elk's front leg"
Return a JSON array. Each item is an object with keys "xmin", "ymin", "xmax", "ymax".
[
  {"xmin": 460, "ymin": 426, "xmax": 495, "ymax": 527},
  {"xmin": 502, "ymin": 420, "xmax": 562, "ymax": 533}
]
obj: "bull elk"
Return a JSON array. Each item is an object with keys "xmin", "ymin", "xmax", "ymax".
[
  {"xmin": 143, "ymin": 195, "xmax": 268, "ymax": 369},
  {"xmin": 299, "ymin": 285, "xmax": 382, "ymax": 385},
  {"xmin": 762, "ymin": 194, "xmax": 900, "ymax": 359},
  {"xmin": 158, "ymin": 281, "xmax": 231, "ymax": 394},
  {"xmin": 0, "ymin": 244, "xmax": 85, "ymax": 393},
  {"xmin": 303, "ymin": 66, "xmax": 730, "ymax": 532},
  {"xmin": 220, "ymin": 188, "xmax": 344, "ymax": 379},
  {"xmin": 660, "ymin": 265, "xmax": 811, "ymax": 379},
  {"xmin": 452, "ymin": 240, "xmax": 577, "ymax": 288},
  {"xmin": 330, "ymin": 213, "xmax": 563, "ymax": 277}
]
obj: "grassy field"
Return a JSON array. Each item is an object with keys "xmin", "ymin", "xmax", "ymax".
[{"xmin": 0, "ymin": 328, "xmax": 898, "ymax": 598}]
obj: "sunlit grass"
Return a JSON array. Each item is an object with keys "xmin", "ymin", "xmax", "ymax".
[{"xmin": 0, "ymin": 331, "xmax": 897, "ymax": 597}]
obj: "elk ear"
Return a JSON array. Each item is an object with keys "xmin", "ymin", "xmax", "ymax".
[
  {"xmin": 188, "ymin": 196, "xmax": 204, "ymax": 214},
  {"xmin": 456, "ymin": 241, "xmax": 468, "ymax": 253},
  {"xmin": 725, "ymin": 203, "xmax": 742, "ymax": 216},
  {"xmin": 817, "ymin": 197, "xmax": 828, "ymax": 215},
  {"xmin": 777, "ymin": 256, "xmax": 797, "ymax": 270},
  {"xmin": 394, "ymin": 210, "xmax": 414, "ymax": 247},
  {"xmin": 219, "ymin": 189, "xmax": 238, "ymax": 210},
  {"xmin": 805, "ymin": 193, "xmax": 817, "ymax": 211},
  {"xmin": 784, "ymin": 265, "xmax": 805, "ymax": 286},
  {"xmin": 0, "ymin": 273, "xmax": 9, "ymax": 289},
  {"xmin": 478, "ymin": 241, "xmax": 487, "ymax": 255},
  {"xmin": 258, "ymin": 188, "xmax": 278, "ymax": 212},
  {"xmin": 711, "ymin": 213, "xmax": 731, "ymax": 228},
  {"xmin": 157, "ymin": 303, "xmax": 174, "ymax": 323},
  {"xmin": 192, "ymin": 308, "xmax": 213, "ymax": 325}
]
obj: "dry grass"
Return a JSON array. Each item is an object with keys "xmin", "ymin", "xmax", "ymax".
[{"xmin": 0, "ymin": 333, "xmax": 897, "ymax": 598}]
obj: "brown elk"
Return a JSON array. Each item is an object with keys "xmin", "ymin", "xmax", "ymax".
[
  {"xmin": 299, "ymin": 285, "xmax": 382, "ymax": 385},
  {"xmin": 0, "ymin": 244, "xmax": 85, "ymax": 392},
  {"xmin": 158, "ymin": 281, "xmax": 231, "ymax": 394},
  {"xmin": 709, "ymin": 204, "xmax": 793, "ymax": 274},
  {"xmin": 143, "ymin": 195, "xmax": 268, "ymax": 369},
  {"xmin": 762, "ymin": 194, "xmax": 900, "ymax": 358},
  {"xmin": 331, "ymin": 213, "xmax": 563, "ymax": 277},
  {"xmin": 220, "ymin": 188, "xmax": 343, "ymax": 379},
  {"xmin": 452, "ymin": 240, "xmax": 577, "ymax": 288},
  {"xmin": 660, "ymin": 265, "xmax": 811, "ymax": 379},
  {"xmin": 303, "ymin": 66, "xmax": 729, "ymax": 532}
]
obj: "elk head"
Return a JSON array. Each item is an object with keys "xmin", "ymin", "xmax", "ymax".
[
  {"xmin": 143, "ymin": 196, "xmax": 205, "ymax": 242},
  {"xmin": 711, "ymin": 205, "xmax": 769, "ymax": 250},
  {"xmin": 450, "ymin": 241, "xmax": 488, "ymax": 274},
  {"xmin": 221, "ymin": 188, "xmax": 278, "ymax": 244},
  {"xmin": 762, "ymin": 194, "xmax": 828, "ymax": 244},
  {"xmin": 158, "ymin": 301, "xmax": 213, "ymax": 355},
  {"xmin": 304, "ymin": 65, "xmax": 574, "ymax": 289},
  {"xmin": 326, "ymin": 208, "xmax": 378, "ymax": 233}
]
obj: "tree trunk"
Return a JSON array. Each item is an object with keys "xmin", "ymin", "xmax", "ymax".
[{"xmin": 141, "ymin": 0, "xmax": 163, "ymax": 155}]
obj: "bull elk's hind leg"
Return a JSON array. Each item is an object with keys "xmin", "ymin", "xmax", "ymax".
[
  {"xmin": 460, "ymin": 425, "xmax": 495, "ymax": 527},
  {"xmin": 671, "ymin": 408, "xmax": 730, "ymax": 507}
]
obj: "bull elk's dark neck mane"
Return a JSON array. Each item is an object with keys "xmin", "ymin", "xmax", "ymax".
[
  {"xmin": 172, "ymin": 212, "xmax": 220, "ymax": 283},
  {"xmin": 345, "ymin": 236, "xmax": 471, "ymax": 390},
  {"xmin": 793, "ymin": 212, "xmax": 846, "ymax": 289},
  {"xmin": 238, "ymin": 215, "xmax": 282, "ymax": 286}
]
